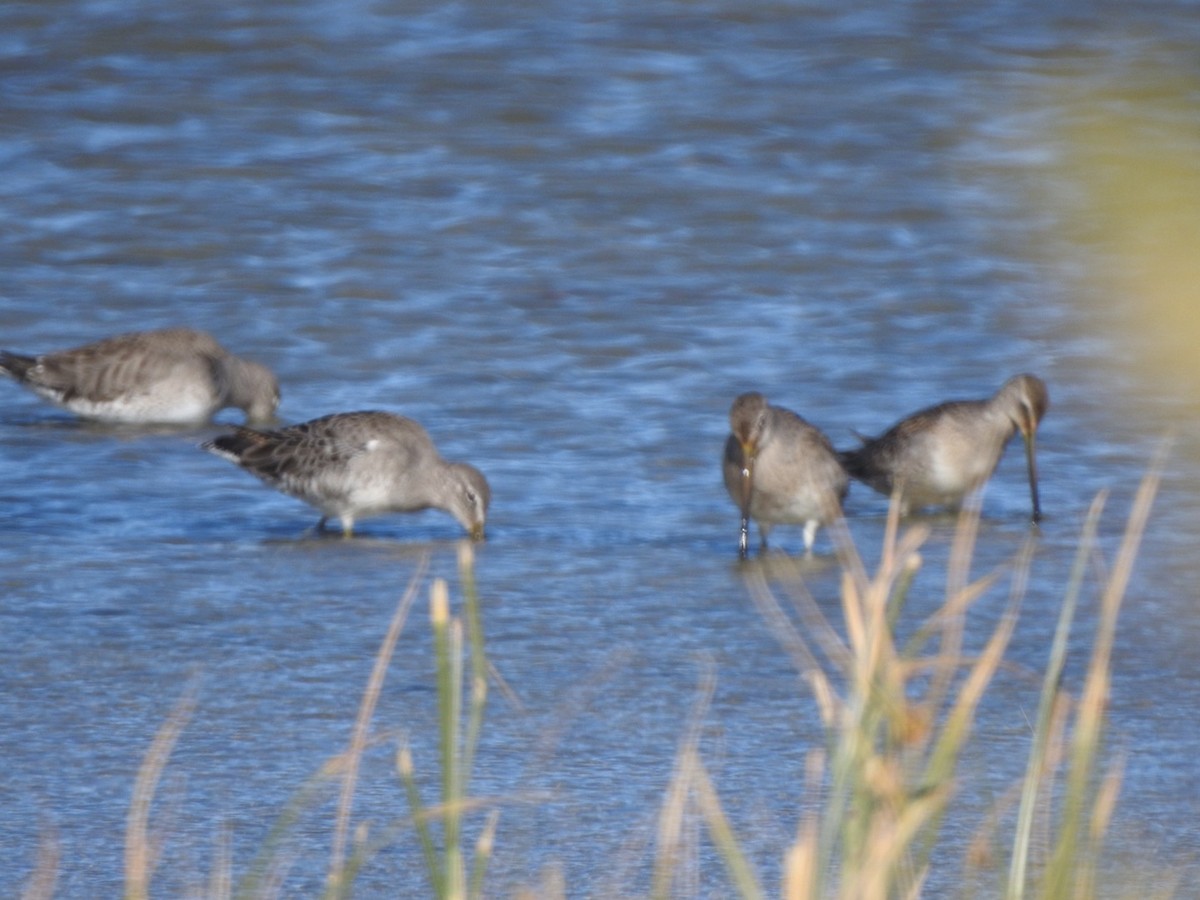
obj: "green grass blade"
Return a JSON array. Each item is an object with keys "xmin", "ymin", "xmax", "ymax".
[{"xmin": 1007, "ymin": 493, "xmax": 1106, "ymax": 899}]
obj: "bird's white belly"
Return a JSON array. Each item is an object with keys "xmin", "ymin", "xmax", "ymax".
[
  {"xmin": 58, "ymin": 387, "xmax": 216, "ymax": 424},
  {"xmin": 310, "ymin": 464, "xmax": 416, "ymax": 519},
  {"xmin": 915, "ymin": 447, "xmax": 996, "ymax": 505},
  {"xmin": 750, "ymin": 490, "xmax": 823, "ymax": 525}
]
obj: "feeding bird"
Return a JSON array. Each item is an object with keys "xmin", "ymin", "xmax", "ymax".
[
  {"xmin": 839, "ymin": 373, "xmax": 1048, "ymax": 521},
  {"xmin": 203, "ymin": 410, "xmax": 490, "ymax": 539},
  {"xmin": 722, "ymin": 391, "xmax": 849, "ymax": 558},
  {"xmin": 0, "ymin": 327, "xmax": 278, "ymax": 424}
]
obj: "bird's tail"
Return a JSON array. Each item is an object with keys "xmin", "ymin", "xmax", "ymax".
[
  {"xmin": 0, "ymin": 350, "xmax": 37, "ymax": 380},
  {"xmin": 837, "ymin": 447, "xmax": 867, "ymax": 479},
  {"xmin": 201, "ymin": 426, "xmax": 270, "ymax": 461}
]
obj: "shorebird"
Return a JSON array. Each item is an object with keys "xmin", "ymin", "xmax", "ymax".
[
  {"xmin": 0, "ymin": 328, "xmax": 279, "ymax": 424},
  {"xmin": 723, "ymin": 392, "xmax": 849, "ymax": 558},
  {"xmin": 839, "ymin": 374, "xmax": 1049, "ymax": 522},
  {"xmin": 203, "ymin": 410, "xmax": 490, "ymax": 539}
]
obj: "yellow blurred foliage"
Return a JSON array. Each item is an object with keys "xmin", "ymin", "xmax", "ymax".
[{"xmin": 1054, "ymin": 80, "xmax": 1200, "ymax": 391}]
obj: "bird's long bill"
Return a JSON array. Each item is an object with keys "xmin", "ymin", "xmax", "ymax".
[
  {"xmin": 470, "ymin": 523, "xmax": 486, "ymax": 541},
  {"xmin": 738, "ymin": 455, "xmax": 754, "ymax": 559},
  {"xmin": 1023, "ymin": 430, "xmax": 1042, "ymax": 523}
]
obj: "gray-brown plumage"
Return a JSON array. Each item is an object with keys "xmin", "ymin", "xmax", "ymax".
[
  {"xmin": 840, "ymin": 374, "xmax": 1049, "ymax": 521},
  {"xmin": 203, "ymin": 410, "xmax": 490, "ymax": 539},
  {"xmin": 723, "ymin": 392, "xmax": 849, "ymax": 558},
  {"xmin": 0, "ymin": 328, "xmax": 279, "ymax": 424}
]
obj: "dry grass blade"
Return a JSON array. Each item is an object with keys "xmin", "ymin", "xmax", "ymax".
[
  {"xmin": 124, "ymin": 682, "xmax": 198, "ymax": 900},
  {"xmin": 1048, "ymin": 455, "xmax": 1164, "ymax": 896},
  {"xmin": 209, "ymin": 824, "xmax": 233, "ymax": 900},
  {"xmin": 690, "ymin": 749, "xmax": 765, "ymax": 900},
  {"xmin": 326, "ymin": 556, "xmax": 428, "ymax": 896},
  {"xmin": 470, "ymin": 809, "xmax": 501, "ymax": 900},
  {"xmin": 651, "ymin": 665, "xmax": 715, "ymax": 900},
  {"xmin": 924, "ymin": 538, "xmax": 1029, "ymax": 784},
  {"xmin": 745, "ymin": 563, "xmax": 826, "ymax": 676},
  {"xmin": 923, "ymin": 505, "xmax": 984, "ymax": 717},
  {"xmin": 1072, "ymin": 756, "xmax": 1125, "ymax": 900},
  {"xmin": 19, "ymin": 823, "xmax": 59, "ymax": 900},
  {"xmin": 783, "ymin": 751, "xmax": 825, "ymax": 900},
  {"xmin": 847, "ymin": 784, "xmax": 945, "ymax": 900}
]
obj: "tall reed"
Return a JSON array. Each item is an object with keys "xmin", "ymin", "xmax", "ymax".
[
  {"xmin": 396, "ymin": 542, "xmax": 497, "ymax": 900},
  {"xmin": 655, "ymin": 465, "xmax": 1161, "ymax": 899},
  {"xmin": 112, "ymin": 545, "xmax": 499, "ymax": 900}
]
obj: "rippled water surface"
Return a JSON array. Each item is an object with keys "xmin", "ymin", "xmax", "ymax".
[{"xmin": 3, "ymin": 1, "xmax": 1200, "ymax": 895}]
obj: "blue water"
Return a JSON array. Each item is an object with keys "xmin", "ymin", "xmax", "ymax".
[{"xmin": 2, "ymin": 1, "xmax": 1199, "ymax": 895}]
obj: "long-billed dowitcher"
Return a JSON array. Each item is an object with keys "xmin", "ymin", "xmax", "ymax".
[
  {"xmin": 723, "ymin": 392, "xmax": 849, "ymax": 558},
  {"xmin": 839, "ymin": 373, "xmax": 1048, "ymax": 521},
  {"xmin": 0, "ymin": 328, "xmax": 279, "ymax": 424},
  {"xmin": 202, "ymin": 410, "xmax": 490, "ymax": 539}
]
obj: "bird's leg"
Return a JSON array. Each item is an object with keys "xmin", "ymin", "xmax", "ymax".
[
  {"xmin": 803, "ymin": 520, "xmax": 818, "ymax": 555},
  {"xmin": 758, "ymin": 523, "xmax": 771, "ymax": 554}
]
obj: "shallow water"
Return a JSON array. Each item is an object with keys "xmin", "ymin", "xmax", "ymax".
[{"xmin": 3, "ymin": 1, "xmax": 1200, "ymax": 895}]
